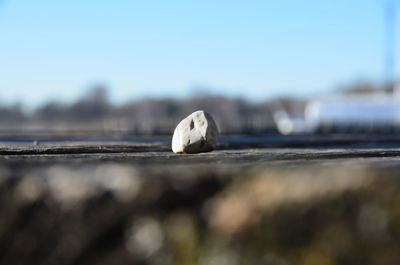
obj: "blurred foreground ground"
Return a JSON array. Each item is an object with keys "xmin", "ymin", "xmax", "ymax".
[{"xmin": 1, "ymin": 134, "xmax": 400, "ymax": 265}]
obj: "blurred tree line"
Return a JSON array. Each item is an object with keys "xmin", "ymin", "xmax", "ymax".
[
  {"xmin": 337, "ymin": 80, "xmax": 398, "ymax": 95},
  {"xmin": 0, "ymin": 86, "xmax": 308, "ymax": 135},
  {"xmin": 1, "ymin": 80, "xmax": 395, "ymax": 135}
]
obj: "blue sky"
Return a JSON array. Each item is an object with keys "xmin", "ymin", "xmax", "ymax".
[{"xmin": 0, "ymin": 0, "xmax": 399, "ymax": 107}]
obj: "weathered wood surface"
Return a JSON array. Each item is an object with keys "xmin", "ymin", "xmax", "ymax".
[
  {"xmin": 1, "ymin": 136, "xmax": 400, "ymax": 265},
  {"xmin": 1, "ymin": 140, "xmax": 400, "ymax": 168}
]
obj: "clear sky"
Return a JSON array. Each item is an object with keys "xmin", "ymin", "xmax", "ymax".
[{"xmin": 0, "ymin": 0, "xmax": 399, "ymax": 107}]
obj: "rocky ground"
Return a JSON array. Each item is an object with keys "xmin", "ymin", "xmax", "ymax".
[{"xmin": 1, "ymin": 135, "xmax": 400, "ymax": 265}]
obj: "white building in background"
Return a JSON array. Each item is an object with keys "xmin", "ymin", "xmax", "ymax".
[{"xmin": 274, "ymin": 86, "xmax": 400, "ymax": 134}]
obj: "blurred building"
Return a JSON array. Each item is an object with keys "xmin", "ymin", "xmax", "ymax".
[{"xmin": 274, "ymin": 84, "xmax": 400, "ymax": 134}]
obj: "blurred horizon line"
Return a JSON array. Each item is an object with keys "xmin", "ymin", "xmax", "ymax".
[{"xmin": 1, "ymin": 77, "xmax": 400, "ymax": 111}]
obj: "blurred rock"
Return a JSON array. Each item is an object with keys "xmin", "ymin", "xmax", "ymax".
[
  {"xmin": 125, "ymin": 216, "xmax": 164, "ymax": 258},
  {"xmin": 209, "ymin": 167, "xmax": 373, "ymax": 234},
  {"xmin": 172, "ymin": 110, "xmax": 218, "ymax": 153},
  {"xmin": 1, "ymin": 162, "xmax": 400, "ymax": 265}
]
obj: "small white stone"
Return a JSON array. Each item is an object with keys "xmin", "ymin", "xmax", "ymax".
[{"xmin": 172, "ymin": 110, "xmax": 218, "ymax": 153}]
